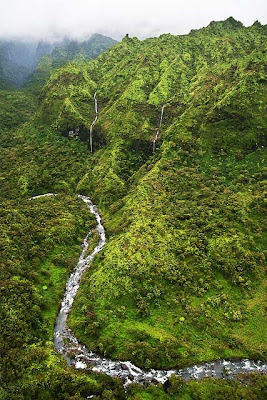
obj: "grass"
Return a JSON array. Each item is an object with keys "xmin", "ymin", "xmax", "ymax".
[{"xmin": 36, "ymin": 245, "xmax": 82, "ymax": 336}]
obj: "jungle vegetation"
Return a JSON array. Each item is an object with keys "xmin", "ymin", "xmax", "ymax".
[{"xmin": 0, "ymin": 17, "xmax": 266, "ymax": 399}]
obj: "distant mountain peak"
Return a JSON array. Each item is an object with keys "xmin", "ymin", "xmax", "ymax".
[
  {"xmin": 208, "ymin": 16, "xmax": 244, "ymax": 30},
  {"xmin": 0, "ymin": 33, "xmax": 117, "ymax": 88}
]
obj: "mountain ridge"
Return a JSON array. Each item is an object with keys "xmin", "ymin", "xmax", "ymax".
[{"xmin": 0, "ymin": 33, "xmax": 117, "ymax": 89}]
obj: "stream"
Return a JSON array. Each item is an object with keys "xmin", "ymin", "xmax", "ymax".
[{"xmin": 31, "ymin": 193, "xmax": 267, "ymax": 386}]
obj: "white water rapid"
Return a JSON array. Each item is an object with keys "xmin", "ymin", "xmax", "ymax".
[{"xmin": 30, "ymin": 194, "xmax": 267, "ymax": 387}]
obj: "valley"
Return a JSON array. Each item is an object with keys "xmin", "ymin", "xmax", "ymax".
[{"xmin": 0, "ymin": 17, "xmax": 266, "ymax": 400}]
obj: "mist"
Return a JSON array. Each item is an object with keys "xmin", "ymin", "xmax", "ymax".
[{"xmin": 0, "ymin": 0, "xmax": 266, "ymax": 42}]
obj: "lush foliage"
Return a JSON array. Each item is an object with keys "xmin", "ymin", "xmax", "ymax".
[
  {"xmin": 46, "ymin": 18, "xmax": 267, "ymax": 368},
  {"xmin": 1, "ymin": 17, "xmax": 266, "ymax": 399},
  {"xmin": 0, "ymin": 90, "xmax": 37, "ymax": 131},
  {"xmin": 0, "ymin": 127, "xmax": 125, "ymax": 399},
  {"xmin": 25, "ymin": 34, "xmax": 117, "ymax": 94}
]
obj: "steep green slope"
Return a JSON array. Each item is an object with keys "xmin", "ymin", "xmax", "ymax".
[
  {"xmin": 0, "ymin": 90, "xmax": 37, "ymax": 131},
  {"xmin": 34, "ymin": 18, "xmax": 267, "ymax": 368},
  {"xmin": 0, "ymin": 35, "xmax": 117, "ymax": 133},
  {"xmin": 0, "ymin": 35, "xmax": 116, "ymax": 90},
  {"xmin": 0, "ymin": 40, "xmax": 52, "ymax": 88},
  {"xmin": 50, "ymin": 34, "xmax": 117, "ymax": 69},
  {"xmin": 25, "ymin": 34, "xmax": 117, "ymax": 94},
  {"xmin": 37, "ymin": 19, "xmax": 266, "ymax": 204}
]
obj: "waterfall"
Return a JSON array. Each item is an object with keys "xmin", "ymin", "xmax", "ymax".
[
  {"xmin": 89, "ymin": 92, "xmax": 98, "ymax": 153},
  {"xmin": 153, "ymin": 104, "xmax": 165, "ymax": 154}
]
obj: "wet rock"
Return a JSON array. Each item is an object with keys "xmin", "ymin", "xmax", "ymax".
[
  {"xmin": 121, "ymin": 363, "xmax": 129, "ymax": 371},
  {"xmin": 163, "ymin": 378, "xmax": 171, "ymax": 392}
]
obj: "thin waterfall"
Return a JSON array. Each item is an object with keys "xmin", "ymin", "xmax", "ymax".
[
  {"xmin": 153, "ymin": 104, "xmax": 165, "ymax": 154},
  {"xmin": 89, "ymin": 92, "xmax": 98, "ymax": 153}
]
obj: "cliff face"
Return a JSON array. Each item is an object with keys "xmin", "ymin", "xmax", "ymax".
[
  {"xmin": 0, "ymin": 34, "xmax": 117, "ymax": 89},
  {"xmin": 0, "ymin": 40, "xmax": 51, "ymax": 87}
]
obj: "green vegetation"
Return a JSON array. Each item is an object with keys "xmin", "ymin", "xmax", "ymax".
[
  {"xmin": 48, "ymin": 18, "xmax": 266, "ymax": 369},
  {"xmin": 127, "ymin": 374, "xmax": 267, "ymax": 400},
  {"xmin": 0, "ymin": 35, "xmax": 116, "ymax": 90},
  {"xmin": 0, "ymin": 124, "xmax": 92, "ymax": 198},
  {"xmin": 0, "ymin": 127, "xmax": 125, "ymax": 399},
  {"xmin": 1, "ymin": 17, "xmax": 266, "ymax": 399},
  {"xmin": 25, "ymin": 34, "xmax": 117, "ymax": 94},
  {"xmin": 0, "ymin": 34, "xmax": 117, "ymax": 134},
  {"xmin": 0, "ymin": 90, "xmax": 37, "ymax": 131}
]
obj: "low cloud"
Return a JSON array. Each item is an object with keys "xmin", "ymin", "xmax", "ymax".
[{"xmin": 0, "ymin": 0, "xmax": 266, "ymax": 41}]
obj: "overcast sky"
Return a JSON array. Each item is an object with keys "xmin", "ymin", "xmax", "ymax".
[{"xmin": 0, "ymin": 0, "xmax": 266, "ymax": 41}]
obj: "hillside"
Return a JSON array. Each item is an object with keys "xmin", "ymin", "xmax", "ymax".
[
  {"xmin": 0, "ymin": 17, "xmax": 266, "ymax": 400},
  {"xmin": 0, "ymin": 34, "xmax": 117, "ymax": 131},
  {"xmin": 0, "ymin": 34, "xmax": 116, "ymax": 90},
  {"xmin": 0, "ymin": 40, "xmax": 52, "ymax": 88},
  {"xmin": 25, "ymin": 34, "xmax": 117, "ymax": 93},
  {"xmin": 35, "ymin": 17, "xmax": 267, "ymax": 368}
]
